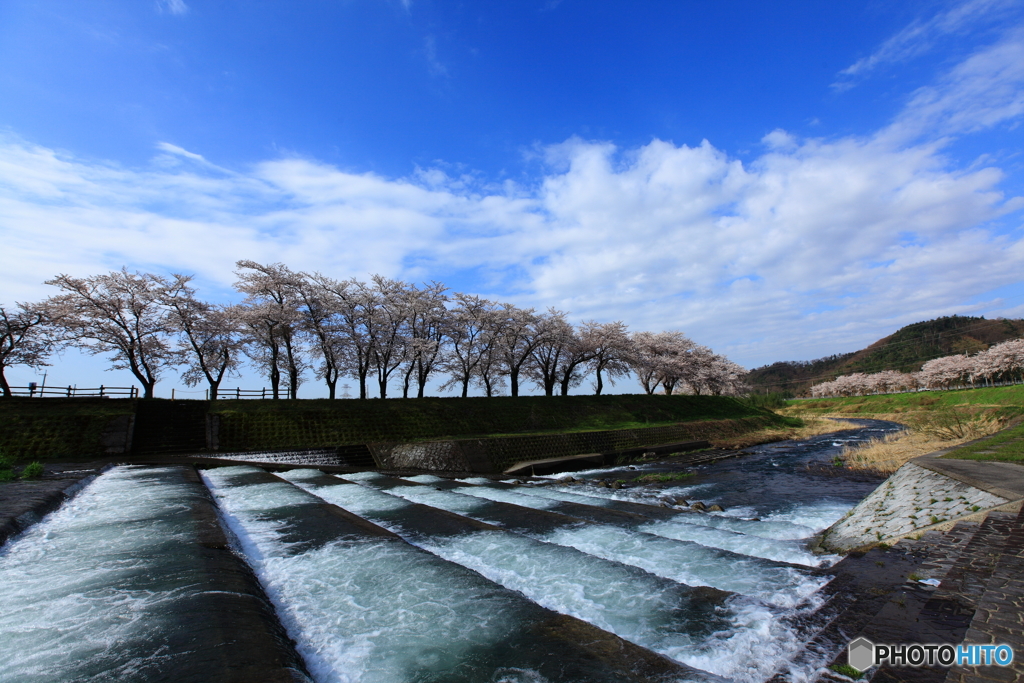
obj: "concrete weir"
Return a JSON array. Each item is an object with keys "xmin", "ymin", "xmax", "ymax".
[
  {"xmin": 0, "ymin": 465, "xmax": 311, "ymax": 683},
  {"xmin": 205, "ymin": 466, "xmax": 718, "ymax": 683},
  {"xmin": 818, "ymin": 451, "xmax": 1024, "ymax": 553}
]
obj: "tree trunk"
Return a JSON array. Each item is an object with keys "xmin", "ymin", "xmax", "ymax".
[
  {"xmin": 594, "ymin": 368, "xmax": 604, "ymax": 395},
  {"xmin": 402, "ymin": 365, "xmax": 414, "ymax": 399},
  {"xmin": 416, "ymin": 360, "xmax": 429, "ymax": 398},
  {"xmin": 509, "ymin": 367, "xmax": 520, "ymax": 397},
  {"xmin": 0, "ymin": 367, "xmax": 12, "ymax": 397}
]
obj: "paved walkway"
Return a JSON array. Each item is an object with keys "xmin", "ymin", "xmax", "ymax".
[{"xmin": 915, "ymin": 452, "xmax": 1024, "ymax": 502}]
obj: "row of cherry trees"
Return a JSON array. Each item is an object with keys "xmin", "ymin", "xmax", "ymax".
[
  {"xmin": 809, "ymin": 338, "xmax": 1024, "ymax": 398},
  {"xmin": 1, "ymin": 263, "xmax": 747, "ymax": 399}
]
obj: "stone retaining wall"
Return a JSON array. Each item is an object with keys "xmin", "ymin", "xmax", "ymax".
[{"xmin": 819, "ymin": 462, "xmax": 1013, "ymax": 552}]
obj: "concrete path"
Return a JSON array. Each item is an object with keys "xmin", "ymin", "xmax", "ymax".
[{"xmin": 916, "ymin": 451, "xmax": 1024, "ymax": 502}]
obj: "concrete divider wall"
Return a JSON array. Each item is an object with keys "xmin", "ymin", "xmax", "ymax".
[{"xmin": 369, "ymin": 416, "xmax": 777, "ymax": 472}]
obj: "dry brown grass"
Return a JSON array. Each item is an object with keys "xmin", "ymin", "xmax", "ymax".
[
  {"xmin": 712, "ymin": 417, "xmax": 862, "ymax": 449},
  {"xmin": 840, "ymin": 413, "xmax": 1007, "ymax": 474}
]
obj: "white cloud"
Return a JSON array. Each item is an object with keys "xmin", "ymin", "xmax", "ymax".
[
  {"xmin": 884, "ymin": 26, "xmax": 1024, "ymax": 141},
  {"xmin": 1, "ymin": 34, "xmax": 1023, "ymax": 369},
  {"xmin": 423, "ymin": 35, "xmax": 449, "ymax": 78},
  {"xmin": 156, "ymin": 0, "xmax": 189, "ymax": 16},
  {"xmin": 834, "ymin": 0, "xmax": 1019, "ymax": 89}
]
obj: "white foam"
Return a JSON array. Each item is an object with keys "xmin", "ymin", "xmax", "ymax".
[
  {"xmin": 474, "ymin": 478, "xmax": 820, "ymax": 541},
  {"xmin": 637, "ymin": 518, "xmax": 828, "ymax": 567},
  {"xmin": 203, "ymin": 466, "xmax": 537, "ymax": 683},
  {"xmin": 386, "ymin": 480, "xmax": 823, "ymax": 606},
  {"xmin": 540, "ymin": 525, "xmax": 827, "ymax": 608},
  {"xmin": 0, "ymin": 466, "xmax": 215, "ymax": 682},
  {"xmin": 293, "ymin": 472, "xmax": 820, "ymax": 682}
]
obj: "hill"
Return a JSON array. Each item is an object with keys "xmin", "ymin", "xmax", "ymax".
[{"xmin": 748, "ymin": 315, "xmax": 1024, "ymax": 396}]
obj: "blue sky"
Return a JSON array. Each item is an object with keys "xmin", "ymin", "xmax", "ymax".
[{"xmin": 1, "ymin": 0, "xmax": 1024, "ymax": 397}]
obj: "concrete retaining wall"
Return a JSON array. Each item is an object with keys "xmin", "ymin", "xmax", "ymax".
[
  {"xmin": 368, "ymin": 417, "xmax": 769, "ymax": 473},
  {"xmin": 820, "ymin": 461, "xmax": 1014, "ymax": 552}
]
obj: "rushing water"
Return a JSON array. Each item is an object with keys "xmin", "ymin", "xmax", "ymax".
[
  {"xmin": 0, "ymin": 466, "xmax": 261, "ymax": 683},
  {"xmin": 0, "ymin": 419, "xmax": 901, "ymax": 683}
]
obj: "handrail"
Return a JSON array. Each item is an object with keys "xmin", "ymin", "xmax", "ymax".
[{"xmin": 7, "ymin": 385, "xmax": 139, "ymax": 398}]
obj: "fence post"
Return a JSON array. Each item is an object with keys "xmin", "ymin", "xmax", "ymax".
[
  {"xmin": 172, "ymin": 388, "xmax": 175, "ymax": 400},
  {"xmin": 67, "ymin": 386, "xmax": 72, "ymax": 397},
  {"xmin": 99, "ymin": 385, "xmax": 104, "ymax": 397},
  {"xmin": 236, "ymin": 387, "xmax": 241, "ymax": 399},
  {"xmin": 262, "ymin": 388, "xmax": 266, "ymax": 399}
]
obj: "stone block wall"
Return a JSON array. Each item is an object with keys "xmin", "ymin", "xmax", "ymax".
[{"xmin": 820, "ymin": 462, "xmax": 1010, "ymax": 552}]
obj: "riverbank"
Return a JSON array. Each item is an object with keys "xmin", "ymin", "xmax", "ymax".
[
  {"xmin": 817, "ymin": 426, "xmax": 1024, "ymax": 553},
  {"xmin": 780, "ymin": 384, "xmax": 1024, "ymax": 474},
  {"xmin": 0, "ymin": 394, "xmax": 791, "ymax": 462}
]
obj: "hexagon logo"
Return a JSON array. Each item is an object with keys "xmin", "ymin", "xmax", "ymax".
[{"xmin": 848, "ymin": 637, "xmax": 875, "ymax": 672}]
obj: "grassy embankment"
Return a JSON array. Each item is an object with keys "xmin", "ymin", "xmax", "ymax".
[
  {"xmin": 780, "ymin": 385, "xmax": 1024, "ymax": 472},
  {"xmin": 0, "ymin": 394, "xmax": 805, "ymax": 462}
]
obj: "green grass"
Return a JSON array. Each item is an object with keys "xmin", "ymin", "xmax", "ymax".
[
  {"xmin": 19, "ymin": 461, "xmax": 44, "ymax": 479},
  {"xmin": 636, "ymin": 471, "xmax": 696, "ymax": 483},
  {"xmin": 785, "ymin": 384, "xmax": 1024, "ymax": 421},
  {"xmin": 942, "ymin": 422, "xmax": 1024, "ymax": 463},
  {"xmin": 828, "ymin": 663, "xmax": 866, "ymax": 679}
]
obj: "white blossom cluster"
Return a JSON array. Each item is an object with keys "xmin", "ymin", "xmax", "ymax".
[{"xmin": 809, "ymin": 338, "xmax": 1024, "ymax": 398}]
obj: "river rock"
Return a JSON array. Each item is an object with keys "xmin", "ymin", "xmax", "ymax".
[
  {"xmin": 708, "ymin": 504, "xmax": 724, "ymax": 512},
  {"xmin": 611, "ymin": 482, "xmax": 622, "ymax": 490},
  {"xmin": 690, "ymin": 501, "xmax": 707, "ymax": 511}
]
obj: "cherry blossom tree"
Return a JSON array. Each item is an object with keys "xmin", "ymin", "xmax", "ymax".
[
  {"xmin": 440, "ymin": 293, "xmax": 497, "ymax": 398},
  {"xmin": 400, "ymin": 282, "xmax": 449, "ymax": 398},
  {"xmin": 44, "ymin": 269, "xmax": 179, "ymax": 399},
  {"xmin": 691, "ymin": 350, "xmax": 747, "ymax": 396},
  {"xmin": 973, "ymin": 339, "xmax": 1024, "ymax": 385},
  {"xmin": 527, "ymin": 309, "xmax": 575, "ymax": 397},
  {"xmin": 362, "ymin": 276, "xmax": 414, "ymax": 399},
  {"xmin": 234, "ymin": 261, "xmax": 306, "ymax": 399},
  {"xmin": 919, "ymin": 354, "xmax": 974, "ymax": 390},
  {"xmin": 494, "ymin": 304, "xmax": 544, "ymax": 397},
  {"xmin": 163, "ymin": 277, "xmax": 243, "ymax": 400},
  {"xmin": 0, "ymin": 302, "xmax": 52, "ymax": 398},
  {"xmin": 582, "ymin": 321, "xmax": 633, "ymax": 395},
  {"xmin": 629, "ymin": 331, "xmax": 696, "ymax": 395}
]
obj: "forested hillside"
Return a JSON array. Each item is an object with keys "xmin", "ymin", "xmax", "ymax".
[{"xmin": 748, "ymin": 316, "xmax": 1024, "ymax": 396}]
